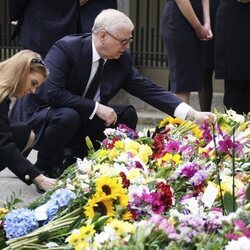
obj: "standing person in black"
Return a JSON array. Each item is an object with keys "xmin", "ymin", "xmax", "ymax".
[
  {"xmin": 79, "ymin": 0, "xmax": 118, "ymax": 33},
  {"xmin": 215, "ymin": 0, "xmax": 250, "ymax": 115},
  {"xmin": 8, "ymin": 0, "xmax": 80, "ymax": 59},
  {"xmin": 161, "ymin": 0, "xmax": 213, "ymax": 104},
  {"xmin": 199, "ymin": 0, "xmax": 221, "ymax": 111},
  {"xmin": 0, "ymin": 50, "xmax": 56, "ymax": 192}
]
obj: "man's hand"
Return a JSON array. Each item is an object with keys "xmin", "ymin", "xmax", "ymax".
[
  {"xmin": 186, "ymin": 109, "xmax": 216, "ymax": 124},
  {"xmin": 33, "ymin": 174, "xmax": 56, "ymax": 192},
  {"xmin": 96, "ymin": 103, "xmax": 117, "ymax": 126}
]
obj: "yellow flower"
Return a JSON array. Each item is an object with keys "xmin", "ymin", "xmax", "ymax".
[
  {"xmin": 114, "ymin": 140, "xmax": 124, "ymax": 150},
  {"xmin": 117, "ymin": 191, "xmax": 129, "ymax": 207},
  {"xmin": 108, "ymin": 219, "xmax": 135, "ymax": 236},
  {"xmin": 159, "ymin": 116, "xmax": 183, "ymax": 127},
  {"xmin": 79, "ymin": 224, "xmax": 95, "ymax": 240},
  {"xmin": 0, "ymin": 208, "xmax": 9, "ymax": 216},
  {"xmin": 220, "ymin": 174, "xmax": 244, "ymax": 194},
  {"xmin": 191, "ymin": 125, "xmax": 203, "ymax": 138},
  {"xmin": 172, "ymin": 154, "xmax": 183, "ymax": 164},
  {"xmin": 127, "ymin": 168, "xmax": 142, "ymax": 181},
  {"xmin": 122, "ymin": 210, "xmax": 132, "ymax": 221},
  {"xmin": 161, "ymin": 153, "xmax": 182, "ymax": 165},
  {"xmin": 138, "ymin": 144, "xmax": 152, "ymax": 163},
  {"xmin": 67, "ymin": 229, "xmax": 81, "ymax": 246},
  {"xmin": 84, "ymin": 196, "xmax": 115, "ymax": 220},
  {"xmin": 162, "ymin": 153, "xmax": 172, "ymax": 162},
  {"xmin": 125, "ymin": 140, "xmax": 140, "ymax": 155},
  {"xmin": 108, "ymin": 148, "xmax": 119, "ymax": 160},
  {"xmin": 96, "ymin": 149, "xmax": 109, "ymax": 159},
  {"xmin": 75, "ymin": 241, "xmax": 89, "ymax": 250},
  {"xmin": 95, "ymin": 176, "xmax": 124, "ymax": 200}
]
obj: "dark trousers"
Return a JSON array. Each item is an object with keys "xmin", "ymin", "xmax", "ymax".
[
  {"xmin": 34, "ymin": 104, "xmax": 137, "ymax": 172},
  {"xmin": 224, "ymin": 79, "xmax": 250, "ymax": 115}
]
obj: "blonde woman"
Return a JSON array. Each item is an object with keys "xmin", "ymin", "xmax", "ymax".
[{"xmin": 0, "ymin": 50, "xmax": 56, "ymax": 192}]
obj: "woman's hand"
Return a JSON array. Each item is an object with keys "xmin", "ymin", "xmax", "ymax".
[{"xmin": 33, "ymin": 174, "xmax": 56, "ymax": 192}]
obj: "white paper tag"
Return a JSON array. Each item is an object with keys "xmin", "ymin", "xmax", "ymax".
[
  {"xmin": 201, "ymin": 182, "xmax": 219, "ymax": 208},
  {"xmin": 35, "ymin": 203, "xmax": 48, "ymax": 221}
]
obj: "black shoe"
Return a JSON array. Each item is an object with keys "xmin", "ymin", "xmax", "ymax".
[
  {"xmin": 50, "ymin": 167, "xmax": 64, "ymax": 179},
  {"xmin": 35, "ymin": 185, "xmax": 45, "ymax": 194},
  {"xmin": 63, "ymin": 156, "xmax": 77, "ymax": 169}
]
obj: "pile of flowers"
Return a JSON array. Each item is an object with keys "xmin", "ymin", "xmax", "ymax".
[{"xmin": 0, "ymin": 110, "xmax": 249, "ymax": 249}]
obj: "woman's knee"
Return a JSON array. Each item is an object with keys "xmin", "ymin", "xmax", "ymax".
[{"xmin": 22, "ymin": 131, "xmax": 35, "ymax": 153}]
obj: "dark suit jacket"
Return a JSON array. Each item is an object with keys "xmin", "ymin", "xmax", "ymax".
[
  {"xmin": 79, "ymin": 0, "xmax": 118, "ymax": 33},
  {"xmin": 0, "ymin": 98, "xmax": 40, "ymax": 185},
  {"xmin": 9, "ymin": 34, "xmax": 182, "ymax": 142},
  {"xmin": 8, "ymin": 0, "xmax": 80, "ymax": 55}
]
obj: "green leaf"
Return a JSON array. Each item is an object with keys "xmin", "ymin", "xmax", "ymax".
[
  {"xmin": 223, "ymin": 191, "xmax": 237, "ymax": 214},
  {"xmin": 246, "ymin": 184, "xmax": 250, "ymax": 203},
  {"xmin": 94, "ymin": 216, "xmax": 109, "ymax": 231}
]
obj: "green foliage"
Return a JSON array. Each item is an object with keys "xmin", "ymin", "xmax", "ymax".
[
  {"xmin": 223, "ymin": 191, "xmax": 238, "ymax": 215},
  {"xmin": 123, "ymin": 225, "xmax": 168, "ymax": 250},
  {"xmin": 246, "ymin": 184, "xmax": 250, "ymax": 203},
  {"xmin": 3, "ymin": 191, "xmax": 22, "ymax": 210}
]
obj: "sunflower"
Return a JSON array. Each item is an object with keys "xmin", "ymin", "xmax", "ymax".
[
  {"xmin": 84, "ymin": 196, "xmax": 115, "ymax": 219},
  {"xmin": 95, "ymin": 176, "xmax": 124, "ymax": 200},
  {"xmin": 159, "ymin": 116, "xmax": 183, "ymax": 127}
]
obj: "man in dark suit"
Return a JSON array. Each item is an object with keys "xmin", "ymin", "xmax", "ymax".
[
  {"xmin": 8, "ymin": 0, "xmax": 80, "ymax": 58},
  {"xmin": 79, "ymin": 0, "xmax": 117, "ymax": 33},
  {"xmin": 10, "ymin": 9, "xmax": 215, "ymax": 177}
]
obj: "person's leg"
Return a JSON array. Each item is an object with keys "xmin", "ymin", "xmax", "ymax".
[
  {"xmin": 242, "ymin": 80, "xmax": 250, "ymax": 115},
  {"xmin": 64, "ymin": 104, "xmax": 138, "ymax": 160},
  {"xmin": 34, "ymin": 108, "xmax": 81, "ymax": 175},
  {"xmin": 198, "ymin": 68, "xmax": 213, "ymax": 111},
  {"xmin": 224, "ymin": 80, "xmax": 244, "ymax": 114},
  {"xmin": 173, "ymin": 92, "xmax": 190, "ymax": 104}
]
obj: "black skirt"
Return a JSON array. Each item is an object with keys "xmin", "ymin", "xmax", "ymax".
[
  {"xmin": 215, "ymin": 0, "xmax": 250, "ymax": 80},
  {"xmin": 161, "ymin": 0, "xmax": 203, "ymax": 92}
]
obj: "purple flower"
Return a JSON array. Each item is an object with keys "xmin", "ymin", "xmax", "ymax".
[
  {"xmin": 181, "ymin": 163, "xmax": 201, "ymax": 178},
  {"xmin": 218, "ymin": 135, "xmax": 234, "ymax": 154},
  {"xmin": 189, "ymin": 170, "xmax": 208, "ymax": 186},
  {"xmin": 164, "ymin": 140, "xmax": 180, "ymax": 154}
]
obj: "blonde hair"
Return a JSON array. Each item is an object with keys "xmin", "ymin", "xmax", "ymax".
[
  {"xmin": 92, "ymin": 9, "xmax": 134, "ymax": 35},
  {"xmin": 0, "ymin": 50, "xmax": 48, "ymax": 102}
]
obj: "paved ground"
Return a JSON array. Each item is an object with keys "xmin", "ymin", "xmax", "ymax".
[
  {"xmin": 0, "ymin": 150, "xmax": 39, "ymax": 207},
  {"xmin": 0, "ymin": 92, "xmax": 224, "ymax": 208}
]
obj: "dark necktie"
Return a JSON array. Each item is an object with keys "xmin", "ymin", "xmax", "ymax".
[{"xmin": 85, "ymin": 58, "xmax": 104, "ymax": 99}]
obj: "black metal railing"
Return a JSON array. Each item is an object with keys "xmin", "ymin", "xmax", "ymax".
[
  {"xmin": 130, "ymin": 0, "xmax": 167, "ymax": 68},
  {"xmin": 0, "ymin": 0, "xmax": 21, "ymax": 61},
  {"xmin": 0, "ymin": 0, "xmax": 167, "ymax": 68}
]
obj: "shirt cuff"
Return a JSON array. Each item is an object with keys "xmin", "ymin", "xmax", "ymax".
[
  {"xmin": 89, "ymin": 102, "xmax": 99, "ymax": 120},
  {"xmin": 174, "ymin": 102, "xmax": 193, "ymax": 120}
]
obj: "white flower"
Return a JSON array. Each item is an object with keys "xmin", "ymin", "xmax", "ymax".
[
  {"xmin": 46, "ymin": 242, "xmax": 59, "ymax": 248},
  {"xmin": 225, "ymin": 237, "xmax": 250, "ymax": 250}
]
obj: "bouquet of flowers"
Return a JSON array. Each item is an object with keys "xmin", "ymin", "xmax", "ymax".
[{"xmin": 0, "ymin": 110, "xmax": 249, "ymax": 249}]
